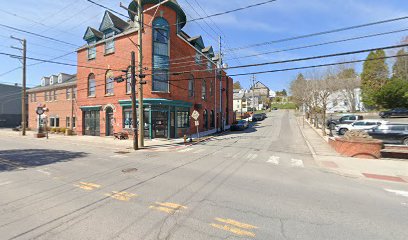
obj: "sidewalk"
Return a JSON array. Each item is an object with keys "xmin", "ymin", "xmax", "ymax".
[
  {"xmin": 0, "ymin": 129, "xmax": 189, "ymax": 151},
  {"xmin": 297, "ymin": 117, "xmax": 408, "ymax": 184}
]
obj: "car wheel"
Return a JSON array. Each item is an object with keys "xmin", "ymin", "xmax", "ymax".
[
  {"xmin": 339, "ymin": 128, "xmax": 348, "ymax": 135},
  {"xmin": 381, "ymin": 114, "xmax": 389, "ymax": 119},
  {"xmin": 403, "ymin": 138, "xmax": 408, "ymax": 146}
]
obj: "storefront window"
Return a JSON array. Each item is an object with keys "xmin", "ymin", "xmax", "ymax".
[
  {"xmin": 177, "ymin": 111, "xmax": 189, "ymax": 128},
  {"xmin": 123, "ymin": 108, "xmax": 133, "ymax": 129}
]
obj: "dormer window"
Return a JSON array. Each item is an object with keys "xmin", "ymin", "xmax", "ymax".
[
  {"xmin": 41, "ymin": 78, "xmax": 45, "ymax": 86},
  {"xmin": 50, "ymin": 77, "xmax": 54, "ymax": 85},
  {"xmin": 58, "ymin": 75, "xmax": 63, "ymax": 83},
  {"xmin": 104, "ymin": 31, "xmax": 115, "ymax": 54},
  {"xmin": 88, "ymin": 40, "xmax": 96, "ymax": 60}
]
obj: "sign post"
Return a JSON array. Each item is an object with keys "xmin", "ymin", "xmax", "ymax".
[{"xmin": 191, "ymin": 110, "xmax": 200, "ymax": 142}]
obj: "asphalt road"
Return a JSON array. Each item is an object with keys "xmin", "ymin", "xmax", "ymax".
[{"xmin": 0, "ymin": 110, "xmax": 407, "ymax": 240}]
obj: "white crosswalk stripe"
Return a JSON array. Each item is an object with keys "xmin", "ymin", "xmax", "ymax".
[
  {"xmin": 267, "ymin": 156, "xmax": 280, "ymax": 165},
  {"xmin": 246, "ymin": 153, "xmax": 258, "ymax": 160},
  {"xmin": 178, "ymin": 148, "xmax": 193, "ymax": 153},
  {"xmin": 290, "ymin": 159, "xmax": 304, "ymax": 168},
  {"xmin": 385, "ymin": 189, "xmax": 408, "ymax": 198}
]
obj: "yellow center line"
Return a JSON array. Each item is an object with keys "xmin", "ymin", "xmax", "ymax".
[
  {"xmin": 105, "ymin": 191, "xmax": 137, "ymax": 201},
  {"xmin": 155, "ymin": 202, "xmax": 187, "ymax": 210},
  {"xmin": 210, "ymin": 223, "xmax": 256, "ymax": 238},
  {"xmin": 74, "ymin": 182, "xmax": 101, "ymax": 190},
  {"xmin": 149, "ymin": 206, "xmax": 175, "ymax": 214},
  {"xmin": 214, "ymin": 218, "xmax": 258, "ymax": 230}
]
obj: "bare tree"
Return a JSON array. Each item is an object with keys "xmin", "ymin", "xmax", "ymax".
[{"xmin": 336, "ymin": 63, "xmax": 361, "ymax": 112}]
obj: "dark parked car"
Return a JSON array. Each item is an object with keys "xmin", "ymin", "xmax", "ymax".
[
  {"xmin": 367, "ymin": 123, "xmax": 408, "ymax": 145},
  {"xmin": 379, "ymin": 108, "xmax": 408, "ymax": 118},
  {"xmin": 326, "ymin": 114, "xmax": 364, "ymax": 129},
  {"xmin": 252, "ymin": 114, "xmax": 265, "ymax": 122},
  {"xmin": 261, "ymin": 113, "xmax": 267, "ymax": 119},
  {"xmin": 231, "ymin": 120, "xmax": 249, "ymax": 131},
  {"xmin": 272, "ymin": 107, "xmax": 278, "ymax": 110}
]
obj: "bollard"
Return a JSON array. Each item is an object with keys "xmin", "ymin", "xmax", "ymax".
[{"xmin": 184, "ymin": 135, "xmax": 187, "ymax": 144}]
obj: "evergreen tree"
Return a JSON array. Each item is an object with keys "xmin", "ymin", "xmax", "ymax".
[
  {"xmin": 392, "ymin": 49, "xmax": 408, "ymax": 81},
  {"xmin": 360, "ymin": 50, "xmax": 389, "ymax": 108},
  {"xmin": 233, "ymin": 81, "xmax": 242, "ymax": 89},
  {"xmin": 376, "ymin": 78, "xmax": 408, "ymax": 108}
]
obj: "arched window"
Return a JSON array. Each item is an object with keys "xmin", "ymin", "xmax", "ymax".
[
  {"xmin": 188, "ymin": 75, "xmax": 194, "ymax": 97},
  {"xmin": 152, "ymin": 17, "xmax": 170, "ymax": 92},
  {"xmin": 209, "ymin": 80, "xmax": 214, "ymax": 96},
  {"xmin": 201, "ymin": 79, "xmax": 206, "ymax": 100},
  {"xmin": 203, "ymin": 110, "xmax": 208, "ymax": 129},
  {"xmin": 105, "ymin": 70, "xmax": 114, "ymax": 95},
  {"xmin": 88, "ymin": 73, "xmax": 96, "ymax": 96},
  {"xmin": 210, "ymin": 110, "xmax": 215, "ymax": 128}
]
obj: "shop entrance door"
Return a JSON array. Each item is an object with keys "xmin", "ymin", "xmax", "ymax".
[
  {"xmin": 83, "ymin": 110, "xmax": 100, "ymax": 136},
  {"xmin": 152, "ymin": 111, "xmax": 168, "ymax": 138},
  {"xmin": 105, "ymin": 107, "xmax": 114, "ymax": 136}
]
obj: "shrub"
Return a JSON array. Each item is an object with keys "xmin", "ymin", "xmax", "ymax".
[
  {"xmin": 60, "ymin": 127, "xmax": 66, "ymax": 133},
  {"xmin": 50, "ymin": 128, "xmax": 56, "ymax": 133}
]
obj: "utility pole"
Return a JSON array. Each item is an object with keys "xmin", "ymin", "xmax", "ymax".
[
  {"xmin": 11, "ymin": 36, "xmax": 27, "ymax": 136},
  {"xmin": 252, "ymin": 75, "xmax": 256, "ymax": 112},
  {"xmin": 218, "ymin": 36, "xmax": 223, "ymax": 132},
  {"xmin": 131, "ymin": 51, "xmax": 138, "ymax": 150},
  {"xmin": 137, "ymin": 0, "xmax": 145, "ymax": 147}
]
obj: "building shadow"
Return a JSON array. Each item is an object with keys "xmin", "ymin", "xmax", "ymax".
[{"xmin": 0, "ymin": 149, "xmax": 88, "ymax": 172}]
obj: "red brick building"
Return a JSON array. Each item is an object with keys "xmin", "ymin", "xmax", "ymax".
[
  {"xmin": 27, "ymin": 73, "xmax": 77, "ymax": 131},
  {"xmin": 76, "ymin": 0, "xmax": 233, "ymax": 139}
]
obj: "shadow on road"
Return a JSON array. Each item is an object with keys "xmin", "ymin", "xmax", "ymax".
[{"xmin": 0, "ymin": 149, "xmax": 88, "ymax": 172}]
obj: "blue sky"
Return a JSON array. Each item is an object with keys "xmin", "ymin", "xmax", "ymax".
[{"xmin": 0, "ymin": 0, "xmax": 407, "ymax": 92}]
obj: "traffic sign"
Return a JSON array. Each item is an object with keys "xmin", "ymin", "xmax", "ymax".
[
  {"xmin": 191, "ymin": 110, "xmax": 200, "ymax": 120},
  {"xmin": 195, "ymin": 121, "xmax": 199, "ymax": 126},
  {"xmin": 36, "ymin": 107, "xmax": 44, "ymax": 115}
]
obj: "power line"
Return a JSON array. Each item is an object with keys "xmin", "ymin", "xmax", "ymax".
[
  {"xmin": 85, "ymin": 0, "xmax": 129, "ymax": 19},
  {"xmin": 0, "ymin": 23, "xmax": 78, "ymax": 47},
  {"xmin": 228, "ymin": 53, "xmax": 408, "ymax": 77},
  {"xmin": 226, "ymin": 15, "xmax": 408, "ymax": 52},
  {"xmin": 185, "ymin": 0, "xmax": 278, "ymax": 24},
  {"xmin": 0, "ymin": 51, "xmax": 123, "ymax": 71},
  {"xmin": 151, "ymin": 43, "xmax": 408, "ymax": 76},
  {"xmin": 224, "ymin": 28, "xmax": 408, "ymax": 60}
]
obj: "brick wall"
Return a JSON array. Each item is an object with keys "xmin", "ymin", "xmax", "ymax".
[
  {"xmin": 28, "ymin": 86, "xmax": 76, "ymax": 130},
  {"xmin": 329, "ymin": 138, "xmax": 383, "ymax": 159},
  {"xmin": 76, "ymin": 4, "xmax": 233, "ymax": 136}
]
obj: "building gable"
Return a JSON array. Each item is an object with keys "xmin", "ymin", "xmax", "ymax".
[
  {"xmin": 83, "ymin": 27, "xmax": 103, "ymax": 41},
  {"xmin": 99, "ymin": 11, "xmax": 129, "ymax": 33}
]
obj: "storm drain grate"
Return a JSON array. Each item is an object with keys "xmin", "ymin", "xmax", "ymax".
[
  {"xmin": 114, "ymin": 151, "xmax": 131, "ymax": 154},
  {"xmin": 122, "ymin": 168, "xmax": 138, "ymax": 173}
]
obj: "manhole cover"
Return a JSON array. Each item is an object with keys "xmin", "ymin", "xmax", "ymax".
[
  {"xmin": 122, "ymin": 168, "xmax": 138, "ymax": 173},
  {"xmin": 114, "ymin": 151, "xmax": 131, "ymax": 154}
]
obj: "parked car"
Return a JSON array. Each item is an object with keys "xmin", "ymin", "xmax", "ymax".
[
  {"xmin": 326, "ymin": 114, "xmax": 364, "ymax": 129},
  {"xmin": 261, "ymin": 113, "xmax": 267, "ymax": 119},
  {"xmin": 272, "ymin": 107, "xmax": 278, "ymax": 110},
  {"xmin": 231, "ymin": 120, "xmax": 249, "ymax": 131},
  {"xmin": 379, "ymin": 108, "xmax": 408, "ymax": 118},
  {"xmin": 367, "ymin": 123, "xmax": 408, "ymax": 145},
  {"xmin": 252, "ymin": 113, "xmax": 265, "ymax": 122},
  {"xmin": 336, "ymin": 120, "xmax": 388, "ymax": 135}
]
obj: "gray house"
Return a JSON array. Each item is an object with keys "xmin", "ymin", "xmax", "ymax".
[{"xmin": 0, "ymin": 83, "xmax": 24, "ymax": 127}]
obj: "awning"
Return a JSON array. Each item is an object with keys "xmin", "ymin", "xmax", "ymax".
[{"xmin": 80, "ymin": 105, "xmax": 102, "ymax": 111}]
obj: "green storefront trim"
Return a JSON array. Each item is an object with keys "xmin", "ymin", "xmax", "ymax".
[
  {"xmin": 119, "ymin": 99, "xmax": 192, "ymax": 139},
  {"xmin": 80, "ymin": 105, "xmax": 102, "ymax": 111}
]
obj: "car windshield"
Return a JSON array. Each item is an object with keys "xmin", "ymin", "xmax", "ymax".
[{"xmin": 237, "ymin": 120, "xmax": 246, "ymax": 124}]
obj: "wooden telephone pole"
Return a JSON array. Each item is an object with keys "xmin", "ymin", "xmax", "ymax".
[{"xmin": 11, "ymin": 36, "xmax": 27, "ymax": 136}]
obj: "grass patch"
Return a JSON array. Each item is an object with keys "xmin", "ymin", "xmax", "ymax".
[{"xmin": 270, "ymin": 102, "xmax": 297, "ymax": 109}]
